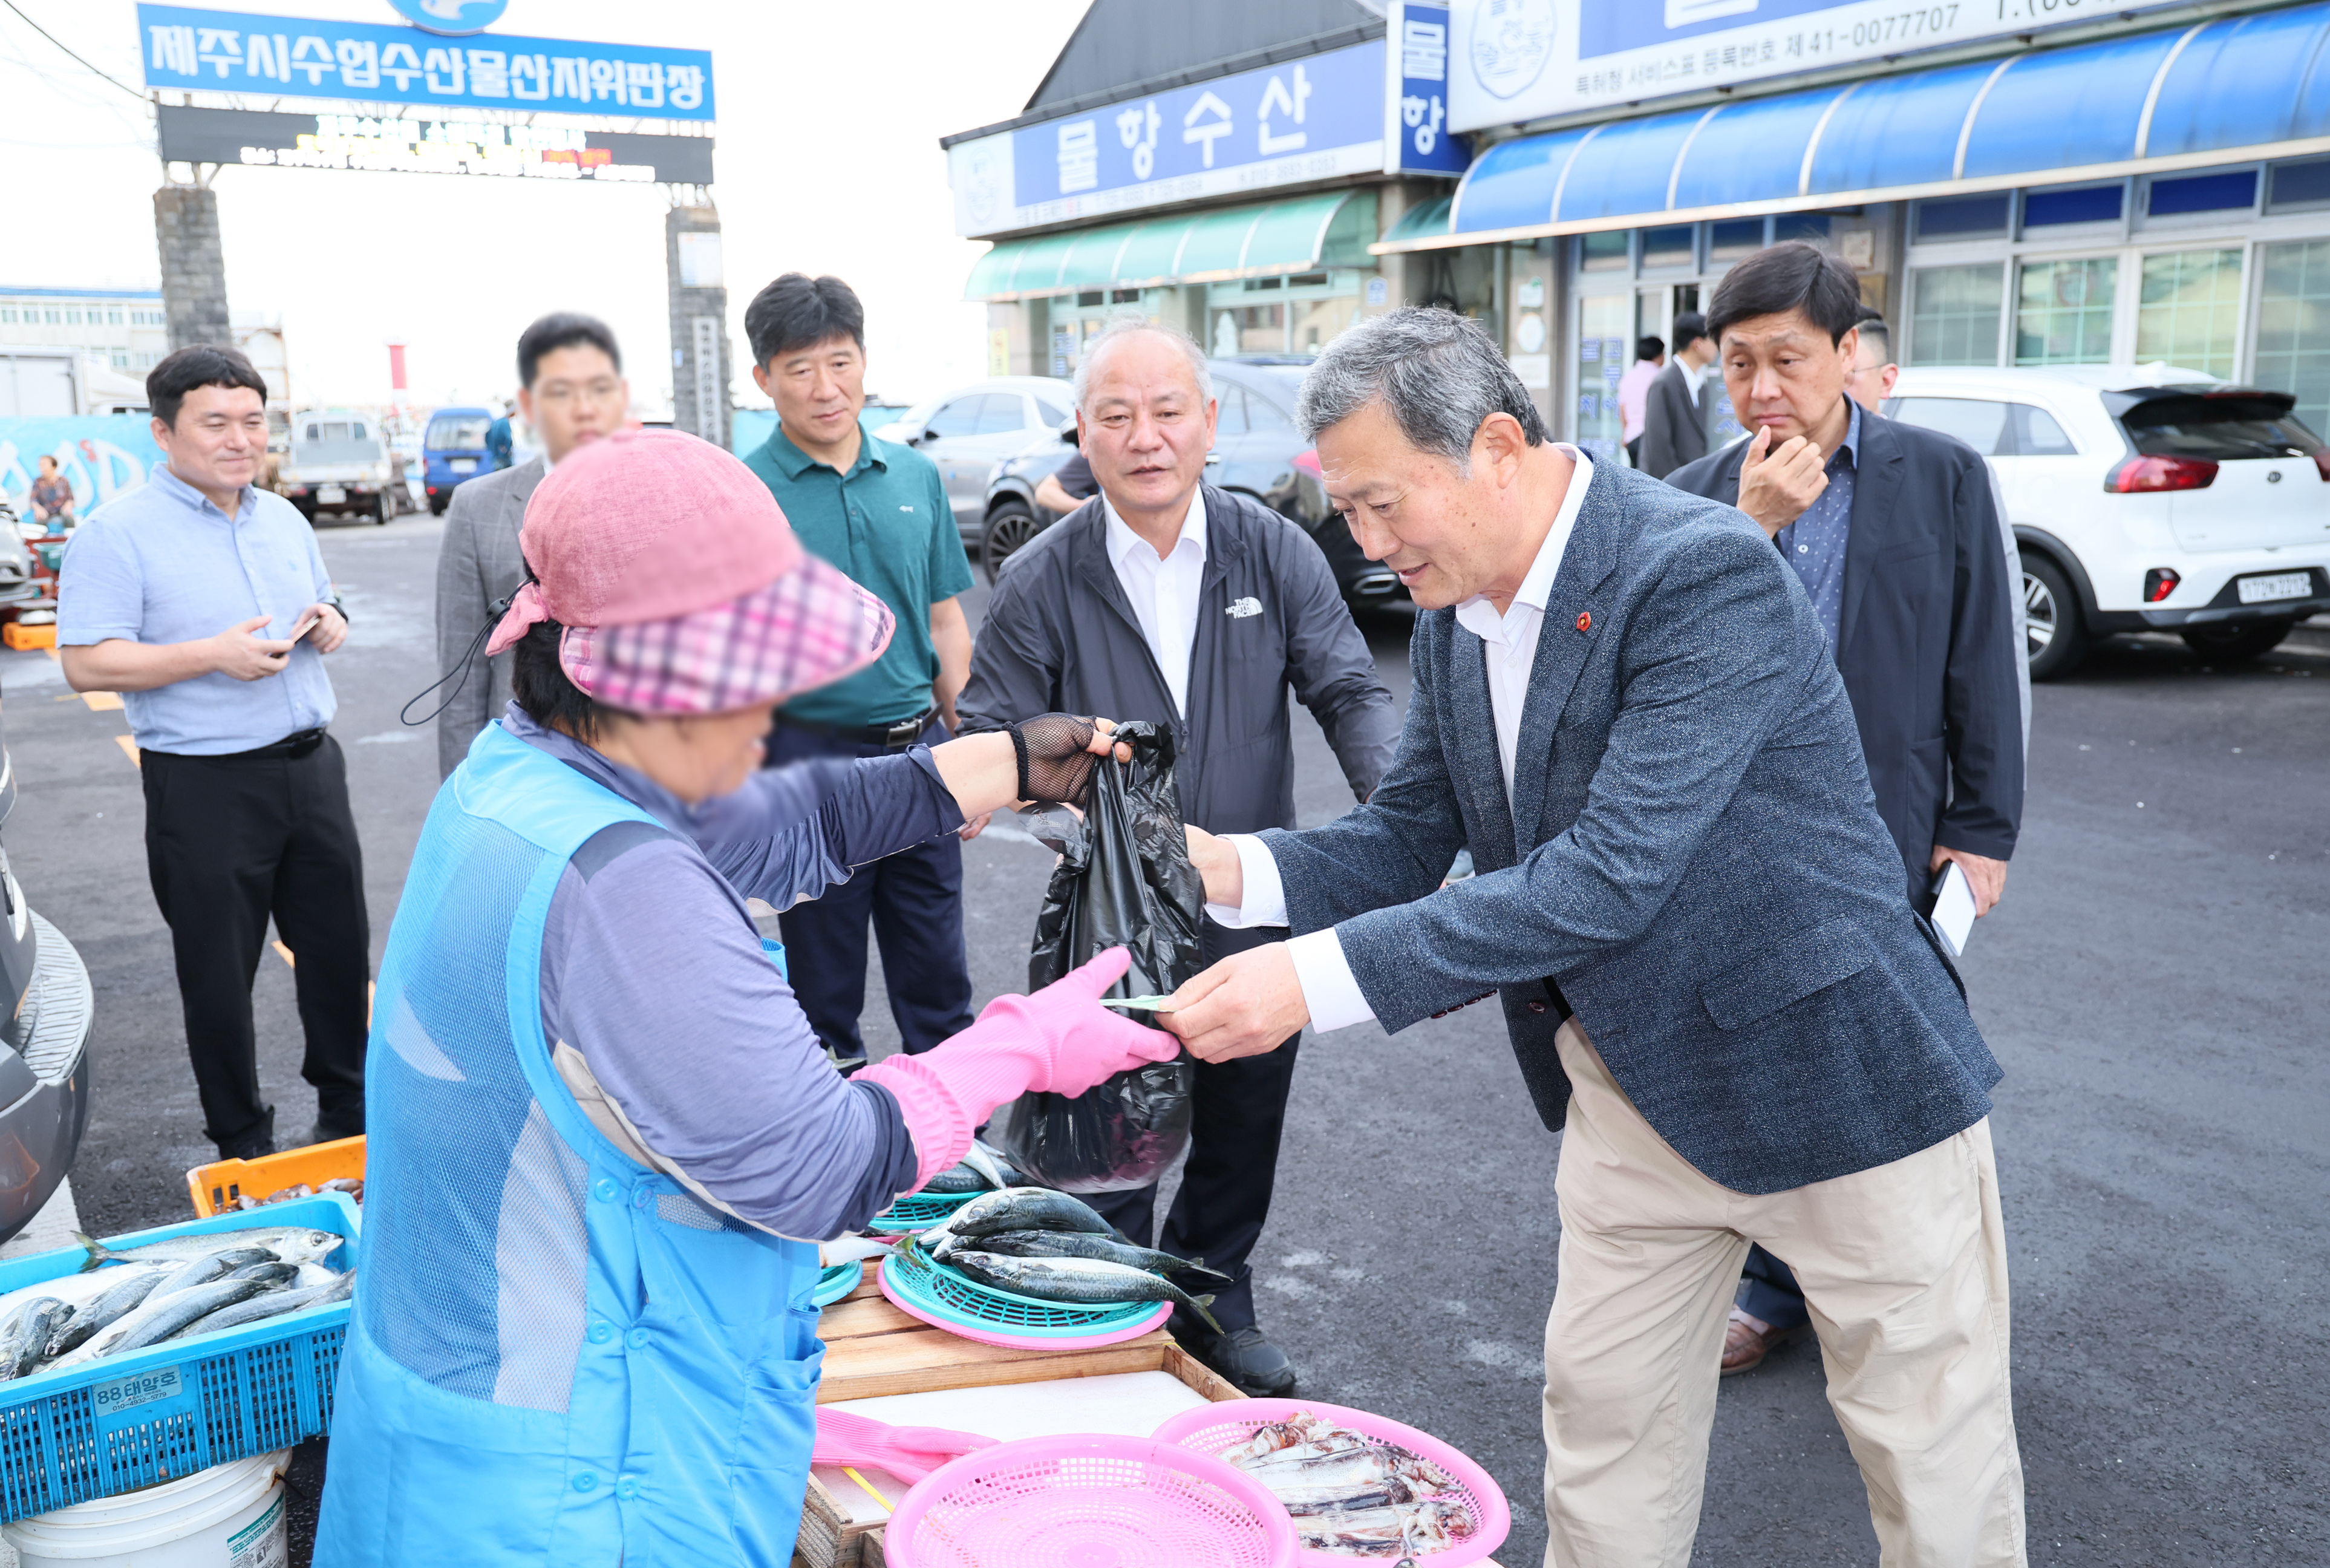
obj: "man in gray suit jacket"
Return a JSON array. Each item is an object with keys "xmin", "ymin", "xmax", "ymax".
[
  {"xmin": 1634, "ymin": 309, "xmax": 1715, "ymax": 479},
  {"xmin": 434, "ymin": 313, "xmax": 630, "ymax": 777},
  {"xmin": 1167, "ymin": 310, "xmax": 2024, "ymax": 1566}
]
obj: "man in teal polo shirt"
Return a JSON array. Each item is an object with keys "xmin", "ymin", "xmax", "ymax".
[{"xmin": 742, "ymin": 272, "xmax": 977, "ymax": 1071}]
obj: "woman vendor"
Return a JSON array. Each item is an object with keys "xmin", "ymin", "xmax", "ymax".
[{"xmin": 314, "ymin": 429, "xmax": 1173, "ymax": 1565}]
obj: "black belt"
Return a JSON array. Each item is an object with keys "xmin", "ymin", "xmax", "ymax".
[
  {"xmin": 777, "ymin": 707, "xmax": 937, "ymax": 749},
  {"xmin": 217, "ymin": 728, "xmax": 328, "ymax": 761}
]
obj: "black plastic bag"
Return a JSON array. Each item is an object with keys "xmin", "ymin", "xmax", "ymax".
[{"xmin": 1000, "ymin": 722, "xmax": 1202, "ymax": 1193}]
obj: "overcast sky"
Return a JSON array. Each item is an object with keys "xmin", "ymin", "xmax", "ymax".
[{"xmin": 4, "ymin": 0, "xmax": 1084, "ymax": 411}]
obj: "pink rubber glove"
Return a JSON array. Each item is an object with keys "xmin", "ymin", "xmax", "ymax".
[
  {"xmin": 854, "ymin": 947, "xmax": 1180, "ymax": 1187},
  {"xmin": 812, "ymin": 1408, "xmax": 996, "ymax": 1485}
]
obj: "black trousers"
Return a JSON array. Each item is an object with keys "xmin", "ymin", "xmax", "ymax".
[
  {"xmin": 1086, "ymin": 925, "xmax": 1300, "ymax": 1338},
  {"xmin": 142, "ymin": 735, "xmax": 370, "ymax": 1156},
  {"xmin": 766, "ymin": 717, "xmax": 976, "ymax": 1065}
]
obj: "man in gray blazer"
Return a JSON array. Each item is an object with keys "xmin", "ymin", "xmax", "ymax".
[
  {"xmin": 1636, "ymin": 310, "xmax": 1714, "ymax": 479},
  {"xmin": 961, "ymin": 316, "xmax": 1398, "ymax": 1397},
  {"xmin": 434, "ymin": 312, "xmax": 630, "ymax": 777},
  {"xmin": 1167, "ymin": 309, "xmax": 2024, "ymax": 1566}
]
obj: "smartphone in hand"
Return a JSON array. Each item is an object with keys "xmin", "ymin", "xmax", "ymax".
[{"xmin": 287, "ymin": 610, "xmax": 323, "ymax": 644}]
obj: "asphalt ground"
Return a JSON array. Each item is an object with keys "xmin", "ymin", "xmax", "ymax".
[{"xmin": 0, "ymin": 509, "xmax": 2322, "ymax": 1564}]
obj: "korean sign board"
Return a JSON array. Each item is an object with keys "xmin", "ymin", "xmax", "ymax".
[
  {"xmin": 949, "ymin": 33, "xmax": 1464, "ymax": 240},
  {"xmin": 1447, "ymin": 0, "xmax": 2190, "ymax": 132},
  {"xmin": 155, "ymin": 105, "xmax": 712, "ymax": 184},
  {"xmin": 136, "ymin": 4, "xmax": 714, "ymax": 121}
]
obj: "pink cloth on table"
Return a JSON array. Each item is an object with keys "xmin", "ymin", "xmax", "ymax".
[{"xmin": 812, "ymin": 1409, "xmax": 997, "ymax": 1485}]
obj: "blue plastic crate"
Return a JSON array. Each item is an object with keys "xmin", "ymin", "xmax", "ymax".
[{"xmin": 0, "ymin": 1194, "xmax": 358, "ymax": 1524}]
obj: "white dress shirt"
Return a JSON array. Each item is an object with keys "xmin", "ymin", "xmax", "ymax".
[
  {"xmin": 1683, "ymin": 358, "xmax": 1714, "ymax": 407},
  {"xmin": 1207, "ymin": 450, "xmax": 1594, "ymax": 1032},
  {"xmin": 1103, "ymin": 488, "xmax": 1207, "ymax": 716}
]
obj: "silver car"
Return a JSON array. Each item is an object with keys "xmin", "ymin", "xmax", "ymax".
[{"xmin": 878, "ymin": 377, "xmax": 1075, "ymax": 548}]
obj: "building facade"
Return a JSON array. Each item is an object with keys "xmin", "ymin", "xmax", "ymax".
[
  {"xmin": 0, "ymin": 289, "xmax": 170, "ymax": 375},
  {"xmin": 1371, "ymin": 0, "xmax": 2330, "ymax": 462},
  {"xmin": 942, "ymin": 1, "xmax": 1470, "ymax": 385}
]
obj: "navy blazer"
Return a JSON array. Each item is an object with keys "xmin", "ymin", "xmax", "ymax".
[
  {"xmin": 1665, "ymin": 412, "xmax": 2024, "ymax": 900},
  {"xmin": 1259, "ymin": 460, "xmax": 1999, "ymax": 1194}
]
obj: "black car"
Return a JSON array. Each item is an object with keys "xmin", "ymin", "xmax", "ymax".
[
  {"xmin": 979, "ymin": 359, "xmax": 1405, "ymax": 607},
  {"xmin": 0, "ymin": 683, "xmax": 91, "ymax": 1246}
]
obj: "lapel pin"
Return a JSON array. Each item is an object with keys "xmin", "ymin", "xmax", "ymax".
[{"xmin": 1576, "ymin": 610, "xmax": 1592, "ymax": 633}]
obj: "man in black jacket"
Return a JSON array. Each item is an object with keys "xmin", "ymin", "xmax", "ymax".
[
  {"xmin": 1637, "ymin": 310, "xmax": 1716, "ymax": 478},
  {"xmin": 1665, "ymin": 243, "xmax": 2023, "ymax": 1374},
  {"xmin": 960, "ymin": 316, "xmax": 1398, "ymax": 1396}
]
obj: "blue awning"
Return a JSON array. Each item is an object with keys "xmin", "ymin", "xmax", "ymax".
[{"xmin": 1405, "ymin": 1, "xmax": 2330, "ymax": 250}]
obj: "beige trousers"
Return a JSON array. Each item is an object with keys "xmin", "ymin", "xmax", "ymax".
[{"xmin": 1541, "ymin": 1019, "xmax": 2026, "ymax": 1568}]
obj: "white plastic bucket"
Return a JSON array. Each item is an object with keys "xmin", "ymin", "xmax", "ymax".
[{"xmin": 1, "ymin": 1449, "xmax": 290, "ymax": 1567}]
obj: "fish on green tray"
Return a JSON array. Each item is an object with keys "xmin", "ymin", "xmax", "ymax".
[
  {"xmin": 921, "ymin": 1140, "xmax": 1026, "ymax": 1195},
  {"xmin": 935, "ymin": 1247, "xmax": 1222, "ymax": 1334},
  {"xmin": 74, "ymin": 1227, "xmax": 342, "ymax": 1273},
  {"xmin": 936, "ymin": 1228, "xmax": 1231, "ymax": 1284},
  {"xmin": 916, "ymin": 1186, "xmax": 1120, "ymax": 1247}
]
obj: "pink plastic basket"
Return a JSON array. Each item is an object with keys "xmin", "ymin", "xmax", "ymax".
[
  {"xmin": 1150, "ymin": 1399, "xmax": 1511, "ymax": 1566},
  {"xmin": 884, "ymin": 1434, "xmax": 1298, "ymax": 1568}
]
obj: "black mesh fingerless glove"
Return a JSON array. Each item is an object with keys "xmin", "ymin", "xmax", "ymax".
[{"xmin": 1007, "ymin": 713, "xmax": 1108, "ymax": 805}]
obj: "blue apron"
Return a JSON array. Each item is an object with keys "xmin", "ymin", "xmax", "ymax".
[{"xmin": 315, "ymin": 722, "xmax": 822, "ymax": 1566}]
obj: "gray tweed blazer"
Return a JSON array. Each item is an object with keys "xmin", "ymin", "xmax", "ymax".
[
  {"xmin": 433, "ymin": 456, "xmax": 543, "ymax": 779},
  {"xmin": 1260, "ymin": 459, "xmax": 1999, "ymax": 1194}
]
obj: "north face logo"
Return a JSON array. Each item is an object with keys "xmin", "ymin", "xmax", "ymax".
[{"xmin": 1225, "ymin": 596, "xmax": 1262, "ymax": 619}]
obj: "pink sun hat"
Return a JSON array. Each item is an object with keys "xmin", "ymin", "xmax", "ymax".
[{"xmin": 485, "ymin": 426, "xmax": 893, "ymax": 714}]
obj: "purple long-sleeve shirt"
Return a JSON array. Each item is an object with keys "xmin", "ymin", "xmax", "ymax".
[{"xmin": 501, "ymin": 704, "xmax": 959, "ymax": 1240}]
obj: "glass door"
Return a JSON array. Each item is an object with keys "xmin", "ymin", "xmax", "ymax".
[{"xmin": 1575, "ymin": 294, "xmax": 1630, "ymax": 463}]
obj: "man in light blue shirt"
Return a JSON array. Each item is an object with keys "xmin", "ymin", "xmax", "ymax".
[{"xmin": 59, "ymin": 345, "xmax": 370, "ymax": 1160}]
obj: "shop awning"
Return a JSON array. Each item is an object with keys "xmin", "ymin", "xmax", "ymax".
[
  {"xmin": 965, "ymin": 190, "xmax": 1379, "ymax": 301},
  {"xmin": 1387, "ymin": 1, "xmax": 2330, "ymax": 252}
]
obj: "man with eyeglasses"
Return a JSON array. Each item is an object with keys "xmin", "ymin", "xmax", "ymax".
[{"xmin": 435, "ymin": 313, "xmax": 631, "ymax": 777}]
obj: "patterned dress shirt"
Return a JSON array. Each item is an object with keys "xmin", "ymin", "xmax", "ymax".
[{"xmin": 1774, "ymin": 401, "xmax": 1862, "ymax": 650}]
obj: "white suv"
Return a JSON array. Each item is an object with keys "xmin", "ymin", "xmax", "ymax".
[{"xmin": 1885, "ymin": 366, "xmax": 2330, "ymax": 679}]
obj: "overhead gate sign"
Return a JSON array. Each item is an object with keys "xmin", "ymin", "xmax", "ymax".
[
  {"xmin": 154, "ymin": 105, "xmax": 713, "ymax": 184},
  {"xmin": 135, "ymin": 4, "xmax": 714, "ymax": 120}
]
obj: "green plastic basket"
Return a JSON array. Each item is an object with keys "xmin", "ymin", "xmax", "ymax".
[
  {"xmin": 812, "ymin": 1259, "xmax": 861, "ymax": 1308},
  {"xmin": 865, "ymin": 1189, "xmax": 979, "ymax": 1235},
  {"xmin": 878, "ymin": 1247, "xmax": 1164, "ymax": 1341}
]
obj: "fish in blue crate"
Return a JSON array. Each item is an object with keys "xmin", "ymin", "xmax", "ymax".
[{"xmin": 0, "ymin": 1223, "xmax": 355, "ymax": 1382}]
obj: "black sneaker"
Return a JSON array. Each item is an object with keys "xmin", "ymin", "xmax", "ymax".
[{"xmin": 1180, "ymin": 1324, "xmax": 1299, "ymax": 1398}]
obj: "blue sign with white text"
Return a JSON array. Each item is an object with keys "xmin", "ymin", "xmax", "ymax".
[
  {"xmin": 135, "ymin": 4, "xmax": 714, "ymax": 120},
  {"xmin": 387, "ymin": 0, "xmax": 508, "ymax": 36},
  {"xmin": 1391, "ymin": 3, "xmax": 1470, "ymax": 174},
  {"xmin": 1011, "ymin": 42, "xmax": 1385, "ymax": 207}
]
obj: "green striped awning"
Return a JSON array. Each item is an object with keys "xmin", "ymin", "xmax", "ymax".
[{"xmin": 964, "ymin": 190, "xmax": 1378, "ymax": 302}]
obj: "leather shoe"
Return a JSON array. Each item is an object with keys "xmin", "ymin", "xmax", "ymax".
[
  {"xmin": 1181, "ymin": 1324, "xmax": 1299, "ymax": 1397},
  {"xmin": 1721, "ymin": 1306, "xmax": 1806, "ymax": 1376}
]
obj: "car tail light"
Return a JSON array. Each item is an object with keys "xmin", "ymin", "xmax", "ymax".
[
  {"xmin": 2143, "ymin": 567, "xmax": 2181, "ymax": 603},
  {"xmin": 2312, "ymin": 451, "xmax": 2330, "ymax": 482},
  {"xmin": 1291, "ymin": 449, "xmax": 1322, "ymax": 478},
  {"xmin": 2104, "ymin": 454, "xmax": 2217, "ymax": 492}
]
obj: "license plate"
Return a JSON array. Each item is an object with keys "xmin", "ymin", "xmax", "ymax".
[
  {"xmin": 317, "ymin": 485, "xmax": 346, "ymax": 504},
  {"xmin": 2236, "ymin": 570, "xmax": 2312, "ymax": 604},
  {"xmin": 449, "ymin": 458, "xmax": 477, "ymax": 474}
]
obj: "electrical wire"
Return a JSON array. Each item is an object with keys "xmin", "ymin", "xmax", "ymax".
[{"xmin": 1, "ymin": 0, "xmax": 148, "ymax": 102}]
